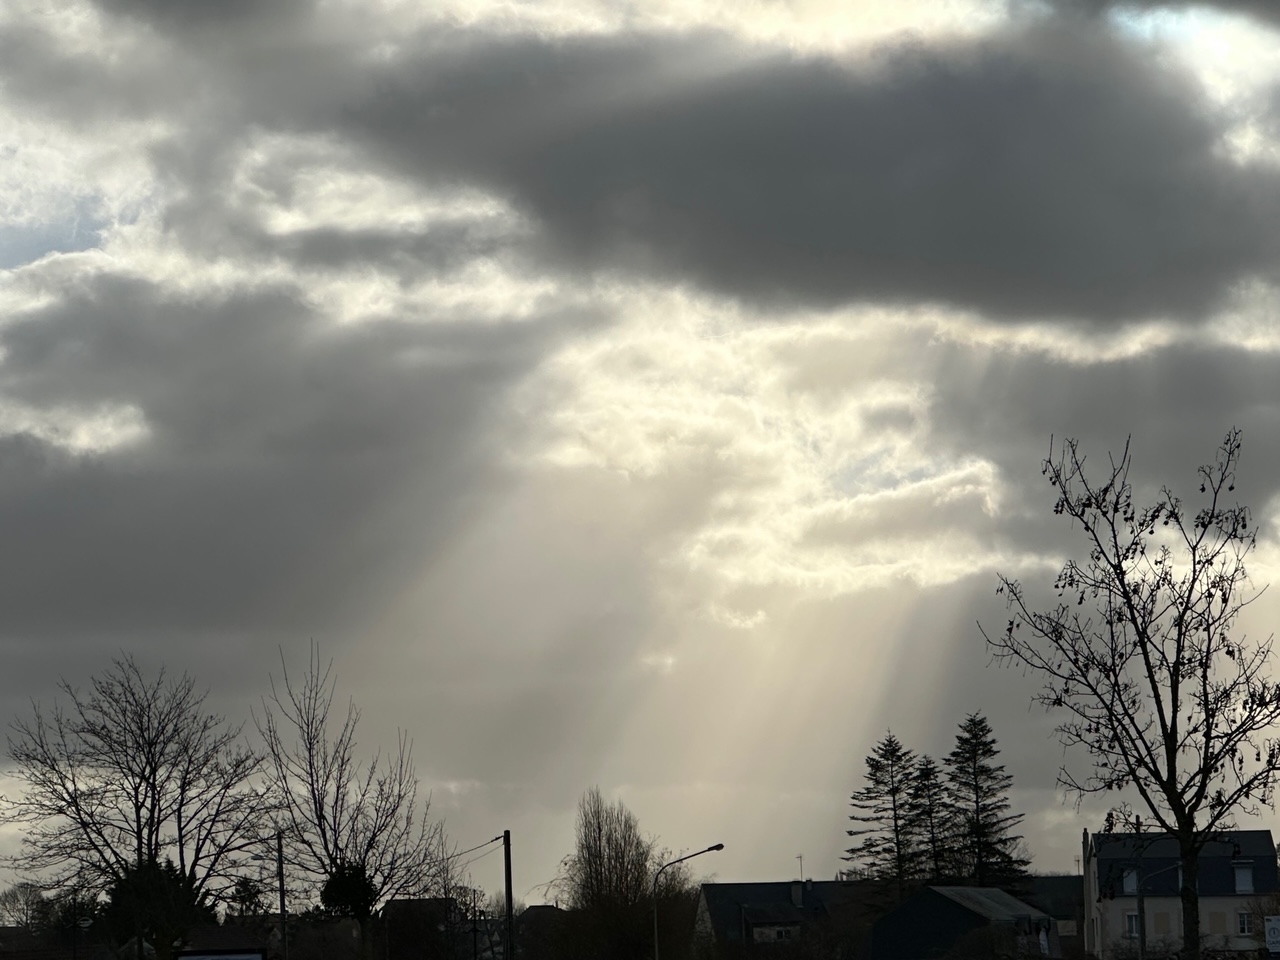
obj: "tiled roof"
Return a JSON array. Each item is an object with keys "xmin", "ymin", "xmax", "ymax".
[{"xmin": 1092, "ymin": 829, "xmax": 1274, "ymax": 860}]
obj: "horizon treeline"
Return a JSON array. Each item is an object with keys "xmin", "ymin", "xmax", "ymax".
[{"xmin": 843, "ymin": 712, "xmax": 1029, "ymax": 891}]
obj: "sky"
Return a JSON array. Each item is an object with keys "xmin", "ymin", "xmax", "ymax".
[{"xmin": 4, "ymin": 0, "xmax": 1280, "ymax": 904}]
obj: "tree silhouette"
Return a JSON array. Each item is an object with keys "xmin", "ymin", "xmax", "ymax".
[
  {"xmin": 845, "ymin": 732, "xmax": 918, "ymax": 891},
  {"xmin": 102, "ymin": 858, "xmax": 216, "ymax": 960},
  {"xmin": 983, "ymin": 429, "xmax": 1280, "ymax": 960},
  {"xmin": 3, "ymin": 656, "xmax": 265, "ymax": 903},
  {"xmin": 0, "ymin": 882, "xmax": 45, "ymax": 930},
  {"xmin": 256, "ymin": 644, "xmax": 445, "ymax": 912},
  {"xmin": 554, "ymin": 787, "xmax": 694, "ymax": 960},
  {"xmin": 321, "ymin": 861, "xmax": 378, "ymax": 920},
  {"xmin": 943, "ymin": 713, "xmax": 1028, "ymax": 887},
  {"xmin": 908, "ymin": 755, "xmax": 955, "ymax": 882}
]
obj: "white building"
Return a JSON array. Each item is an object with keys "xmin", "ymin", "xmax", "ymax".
[{"xmin": 1081, "ymin": 828, "xmax": 1275, "ymax": 958}]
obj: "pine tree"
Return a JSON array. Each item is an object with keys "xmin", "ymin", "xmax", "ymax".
[
  {"xmin": 845, "ymin": 732, "xmax": 918, "ymax": 890},
  {"xmin": 908, "ymin": 754, "xmax": 955, "ymax": 882},
  {"xmin": 943, "ymin": 712, "xmax": 1029, "ymax": 887}
]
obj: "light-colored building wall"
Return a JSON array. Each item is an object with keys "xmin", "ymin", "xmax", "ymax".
[{"xmin": 1086, "ymin": 895, "xmax": 1260, "ymax": 958}]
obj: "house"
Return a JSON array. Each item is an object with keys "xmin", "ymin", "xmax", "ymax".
[
  {"xmin": 695, "ymin": 879, "xmax": 886, "ymax": 953},
  {"xmin": 868, "ymin": 886, "xmax": 1059, "ymax": 960},
  {"xmin": 1082, "ymin": 828, "xmax": 1277, "ymax": 958}
]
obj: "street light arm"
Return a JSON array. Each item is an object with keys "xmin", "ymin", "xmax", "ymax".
[
  {"xmin": 653, "ymin": 844, "xmax": 723, "ymax": 960},
  {"xmin": 652, "ymin": 845, "xmax": 725, "ymax": 896}
]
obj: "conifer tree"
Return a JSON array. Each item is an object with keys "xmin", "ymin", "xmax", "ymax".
[
  {"xmin": 845, "ymin": 732, "xmax": 918, "ymax": 890},
  {"xmin": 943, "ymin": 713, "xmax": 1029, "ymax": 886},
  {"xmin": 908, "ymin": 754, "xmax": 954, "ymax": 881}
]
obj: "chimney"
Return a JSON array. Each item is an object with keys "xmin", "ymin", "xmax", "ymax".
[{"xmin": 791, "ymin": 882, "xmax": 803, "ymax": 908}]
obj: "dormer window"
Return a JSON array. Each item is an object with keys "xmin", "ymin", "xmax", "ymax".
[
  {"xmin": 1123, "ymin": 868, "xmax": 1137, "ymax": 895},
  {"xmin": 1234, "ymin": 862, "xmax": 1254, "ymax": 895}
]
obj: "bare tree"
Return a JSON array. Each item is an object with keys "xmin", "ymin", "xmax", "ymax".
[
  {"xmin": 555, "ymin": 787, "xmax": 694, "ymax": 960},
  {"xmin": 255, "ymin": 645, "xmax": 445, "ymax": 913},
  {"xmin": 2, "ymin": 656, "xmax": 266, "ymax": 902},
  {"xmin": 0, "ymin": 881, "xmax": 45, "ymax": 929},
  {"xmin": 562, "ymin": 787, "xmax": 655, "ymax": 914},
  {"xmin": 982, "ymin": 430, "xmax": 1280, "ymax": 960}
]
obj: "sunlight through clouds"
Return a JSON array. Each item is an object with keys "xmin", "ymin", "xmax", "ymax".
[
  {"xmin": 4, "ymin": 0, "xmax": 1280, "ymax": 896},
  {"xmin": 517, "ymin": 290, "xmax": 1026, "ymax": 600},
  {"xmin": 375, "ymin": 0, "xmax": 1006, "ymax": 50},
  {"xmin": 0, "ymin": 399, "xmax": 148, "ymax": 454},
  {"xmin": 229, "ymin": 133, "xmax": 522, "ymax": 238}
]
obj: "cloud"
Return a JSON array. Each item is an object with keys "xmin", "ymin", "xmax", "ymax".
[
  {"xmin": 3, "ymin": 0, "xmax": 1280, "ymax": 895},
  {"xmin": 0, "ymin": 260, "xmax": 575, "ymax": 642},
  {"xmin": 330, "ymin": 17, "xmax": 1280, "ymax": 323}
]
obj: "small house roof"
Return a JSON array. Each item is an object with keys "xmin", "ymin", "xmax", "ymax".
[
  {"xmin": 930, "ymin": 887, "xmax": 1050, "ymax": 922},
  {"xmin": 699, "ymin": 880, "xmax": 880, "ymax": 942}
]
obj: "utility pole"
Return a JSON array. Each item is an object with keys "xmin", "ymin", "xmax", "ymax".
[
  {"xmin": 653, "ymin": 844, "xmax": 724, "ymax": 960},
  {"xmin": 503, "ymin": 830, "xmax": 514, "ymax": 960},
  {"xmin": 277, "ymin": 829, "xmax": 289, "ymax": 960}
]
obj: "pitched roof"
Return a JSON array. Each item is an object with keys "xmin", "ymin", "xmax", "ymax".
[
  {"xmin": 1091, "ymin": 830, "xmax": 1274, "ymax": 860},
  {"xmin": 699, "ymin": 881, "xmax": 881, "ymax": 943},
  {"xmin": 930, "ymin": 887, "xmax": 1050, "ymax": 922}
]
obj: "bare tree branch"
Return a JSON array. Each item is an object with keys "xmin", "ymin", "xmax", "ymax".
[
  {"xmin": 981, "ymin": 429, "xmax": 1280, "ymax": 960},
  {"xmin": 1, "ymin": 655, "xmax": 267, "ymax": 904},
  {"xmin": 255, "ymin": 643, "xmax": 445, "ymax": 911}
]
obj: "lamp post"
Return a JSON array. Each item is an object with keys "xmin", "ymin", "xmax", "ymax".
[
  {"xmin": 1134, "ymin": 860, "xmax": 1181, "ymax": 960},
  {"xmin": 653, "ymin": 843, "xmax": 723, "ymax": 960}
]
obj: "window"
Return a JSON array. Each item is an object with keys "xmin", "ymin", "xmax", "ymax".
[
  {"xmin": 1239, "ymin": 913, "xmax": 1254, "ymax": 936},
  {"xmin": 775, "ymin": 927, "xmax": 793, "ymax": 941},
  {"xmin": 1235, "ymin": 863, "xmax": 1254, "ymax": 894},
  {"xmin": 1126, "ymin": 913, "xmax": 1141, "ymax": 939},
  {"xmin": 1123, "ymin": 868, "xmax": 1137, "ymax": 895}
]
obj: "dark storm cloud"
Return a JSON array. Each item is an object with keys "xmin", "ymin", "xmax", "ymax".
[
  {"xmin": 921, "ymin": 338, "xmax": 1280, "ymax": 567},
  {"xmin": 0, "ymin": 272, "xmax": 578, "ymax": 639},
  {"xmin": 94, "ymin": 0, "xmax": 314, "ymax": 36},
  {"xmin": 332, "ymin": 19, "xmax": 1280, "ymax": 323},
  {"xmin": 8, "ymin": 5, "xmax": 1274, "ymax": 324},
  {"xmin": 0, "ymin": 14, "xmax": 192, "ymax": 126}
]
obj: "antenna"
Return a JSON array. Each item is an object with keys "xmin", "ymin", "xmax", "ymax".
[{"xmin": 796, "ymin": 854, "xmax": 804, "ymax": 881}]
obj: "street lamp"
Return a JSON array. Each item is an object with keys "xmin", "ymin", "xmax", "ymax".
[
  {"xmin": 653, "ymin": 843, "xmax": 724, "ymax": 960},
  {"xmin": 1133, "ymin": 860, "xmax": 1181, "ymax": 960}
]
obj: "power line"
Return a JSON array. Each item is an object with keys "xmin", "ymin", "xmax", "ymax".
[
  {"xmin": 447, "ymin": 836, "xmax": 503, "ymax": 862},
  {"xmin": 458, "ymin": 845, "xmax": 501, "ymax": 872}
]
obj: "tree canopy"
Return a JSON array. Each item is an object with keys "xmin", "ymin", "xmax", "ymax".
[
  {"xmin": 2, "ymin": 656, "xmax": 265, "ymax": 901},
  {"xmin": 984, "ymin": 429, "xmax": 1280, "ymax": 960}
]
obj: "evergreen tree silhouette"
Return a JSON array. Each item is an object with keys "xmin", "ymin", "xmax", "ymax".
[
  {"xmin": 943, "ymin": 713, "xmax": 1029, "ymax": 887},
  {"xmin": 845, "ymin": 732, "xmax": 918, "ymax": 893},
  {"xmin": 908, "ymin": 754, "xmax": 956, "ymax": 882}
]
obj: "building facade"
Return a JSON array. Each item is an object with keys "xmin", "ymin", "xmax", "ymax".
[{"xmin": 1082, "ymin": 828, "xmax": 1277, "ymax": 958}]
